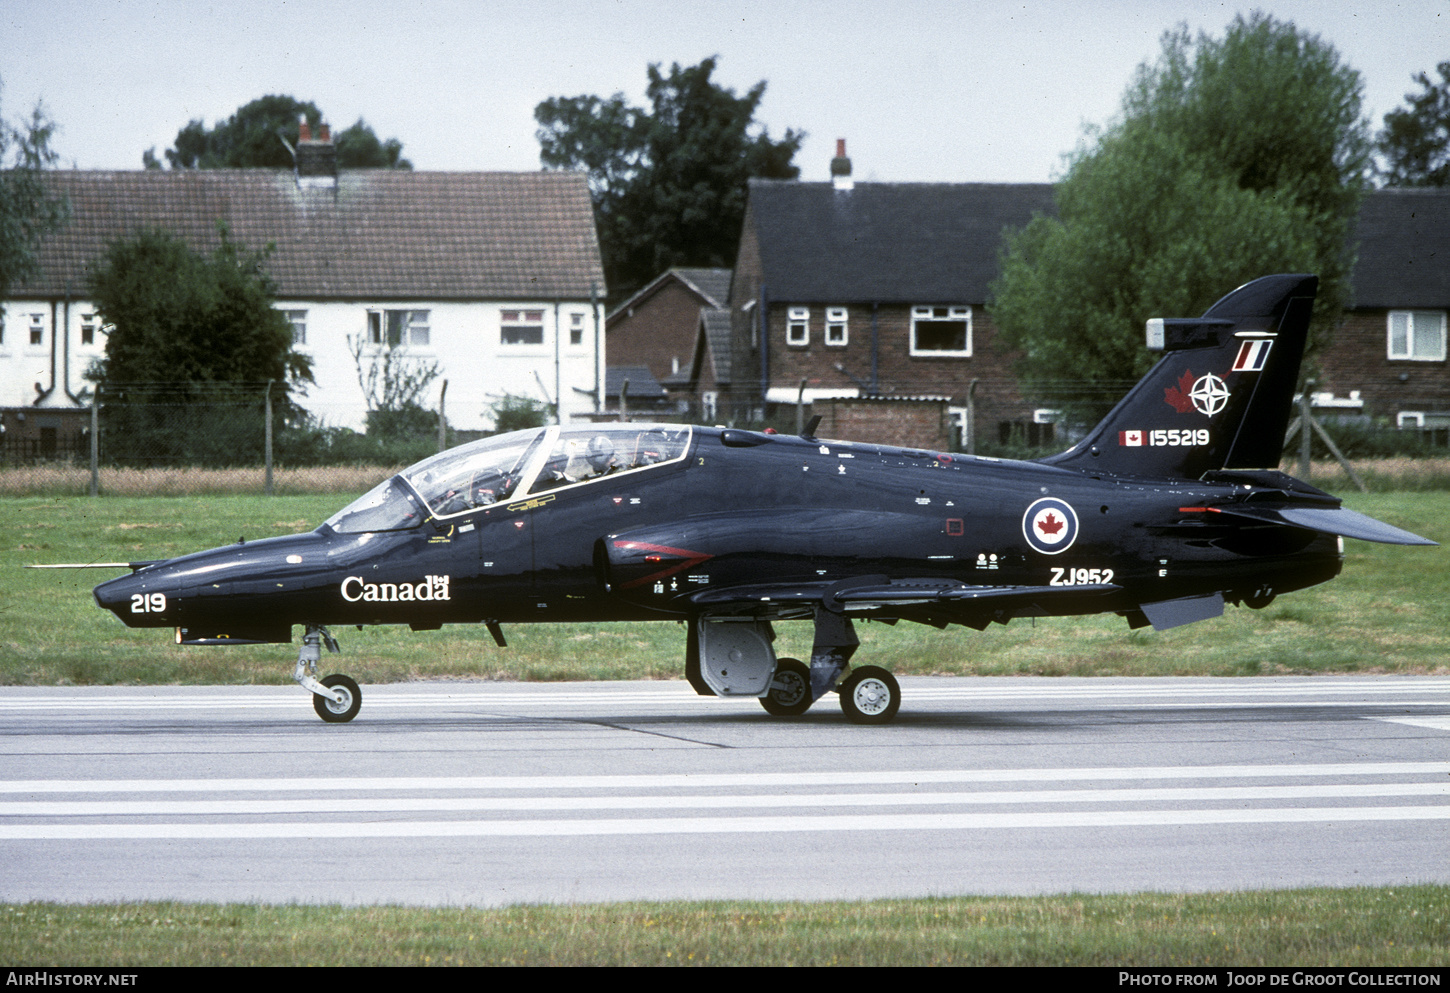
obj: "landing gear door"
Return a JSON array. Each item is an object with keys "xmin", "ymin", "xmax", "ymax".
[{"xmin": 695, "ymin": 616, "xmax": 777, "ymax": 697}]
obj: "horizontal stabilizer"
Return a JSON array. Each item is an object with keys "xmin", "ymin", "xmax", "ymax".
[{"xmin": 1211, "ymin": 505, "xmax": 1436, "ymax": 546}]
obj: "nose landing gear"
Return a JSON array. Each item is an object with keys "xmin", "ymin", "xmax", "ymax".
[{"xmin": 293, "ymin": 625, "xmax": 362, "ymax": 723}]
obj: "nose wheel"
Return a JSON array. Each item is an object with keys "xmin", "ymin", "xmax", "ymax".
[
  {"xmin": 838, "ymin": 666, "xmax": 900, "ymax": 724},
  {"xmin": 312, "ymin": 674, "xmax": 362, "ymax": 723}
]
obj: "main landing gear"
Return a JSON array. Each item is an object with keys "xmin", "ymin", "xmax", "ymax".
[
  {"xmin": 756, "ymin": 612, "xmax": 904, "ymax": 724},
  {"xmin": 837, "ymin": 666, "xmax": 901, "ymax": 725},
  {"xmin": 759, "ymin": 660, "xmax": 902, "ymax": 724},
  {"xmin": 294, "ymin": 625, "xmax": 362, "ymax": 723}
]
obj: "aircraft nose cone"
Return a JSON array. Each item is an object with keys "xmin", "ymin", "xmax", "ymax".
[{"xmin": 94, "ymin": 564, "xmax": 181, "ymax": 626}]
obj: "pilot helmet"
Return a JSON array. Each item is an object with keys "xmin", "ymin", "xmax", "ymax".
[{"xmin": 585, "ymin": 434, "xmax": 615, "ymax": 471}]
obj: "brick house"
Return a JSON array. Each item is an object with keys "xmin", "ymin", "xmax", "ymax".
[
  {"xmin": 0, "ymin": 125, "xmax": 606, "ymax": 453},
  {"xmin": 720, "ymin": 145, "xmax": 1056, "ymax": 450},
  {"xmin": 1316, "ymin": 188, "xmax": 1450, "ymax": 439},
  {"xmin": 605, "ymin": 267, "xmax": 731, "ymax": 418}
]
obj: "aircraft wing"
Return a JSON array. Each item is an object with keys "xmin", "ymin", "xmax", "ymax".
[
  {"xmin": 688, "ymin": 576, "xmax": 1120, "ymax": 627},
  {"xmin": 1204, "ymin": 505, "xmax": 1436, "ymax": 546}
]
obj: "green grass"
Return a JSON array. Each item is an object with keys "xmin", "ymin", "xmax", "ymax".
[
  {"xmin": 2, "ymin": 888, "xmax": 1445, "ymax": 966},
  {"xmin": 2, "ymin": 492, "xmax": 1445, "ymax": 685}
]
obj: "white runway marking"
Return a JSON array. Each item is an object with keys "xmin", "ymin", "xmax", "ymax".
[
  {"xmin": 5, "ymin": 782, "xmax": 1446, "ymax": 817},
  {"xmin": 1369, "ymin": 715, "xmax": 1450, "ymax": 732},
  {"xmin": 0, "ymin": 678, "xmax": 1447, "ymax": 712},
  {"xmin": 5, "ymin": 761, "xmax": 1449, "ymax": 794},
  {"xmin": 3, "ymin": 805, "xmax": 1447, "ymax": 840}
]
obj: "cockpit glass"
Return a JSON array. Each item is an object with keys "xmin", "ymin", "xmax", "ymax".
[
  {"xmin": 324, "ymin": 477, "xmax": 424, "ymax": 533},
  {"xmin": 527, "ymin": 425, "xmax": 692, "ymax": 494},
  {"xmin": 403, "ymin": 427, "xmax": 547, "ymax": 518}
]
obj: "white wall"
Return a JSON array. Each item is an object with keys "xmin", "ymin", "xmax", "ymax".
[
  {"xmin": 288, "ymin": 298, "xmax": 602, "ymax": 432},
  {"xmin": 0, "ymin": 297, "xmax": 605, "ymax": 432},
  {"xmin": 0, "ymin": 300, "xmax": 108, "ymax": 408}
]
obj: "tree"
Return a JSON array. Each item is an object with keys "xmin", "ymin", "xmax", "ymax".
[
  {"xmin": 348, "ymin": 333, "xmax": 439, "ymax": 442},
  {"xmin": 990, "ymin": 14, "xmax": 1371, "ymax": 416},
  {"xmin": 1377, "ymin": 61, "xmax": 1450, "ymax": 186},
  {"xmin": 335, "ymin": 118, "xmax": 412, "ymax": 169},
  {"xmin": 88, "ymin": 227, "xmax": 312, "ymax": 465},
  {"xmin": 537, "ymin": 57, "xmax": 804, "ymax": 302},
  {"xmin": 160, "ymin": 95, "xmax": 411, "ymax": 170},
  {"xmin": 0, "ymin": 82, "xmax": 69, "ymax": 302}
]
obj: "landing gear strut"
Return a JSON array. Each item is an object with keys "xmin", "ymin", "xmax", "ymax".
[{"xmin": 294, "ymin": 625, "xmax": 362, "ymax": 723}]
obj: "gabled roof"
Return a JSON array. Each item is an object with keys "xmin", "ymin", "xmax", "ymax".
[
  {"xmin": 606, "ymin": 266, "xmax": 732, "ymax": 322},
  {"xmin": 1351, "ymin": 188, "xmax": 1450, "ymax": 309},
  {"xmin": 14, "ymin": 169, "xmax": 604, "ymax": 300},
  {"xmin": 746, "ymin": 179, "xmax": 1055, "ymax": 303},
  {"xmin": 695, "ymin": 307, "xmax": 733, "ymax": 385},
  {"xmin": 672, "ymin": 268, "xmax": 732, "ymax": 308}
]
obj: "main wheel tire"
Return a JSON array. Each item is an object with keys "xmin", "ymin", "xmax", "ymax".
[
  {"xmin": 838, "ymin": 666, "xmax": 900, "ymax": 725},
  {"xmin": 759, "ymin": 657, "xmax": 812, "ymax": 716},
  {"xmin": 313, "ymin": 673, "xmax": 362, "ymax": 723}
]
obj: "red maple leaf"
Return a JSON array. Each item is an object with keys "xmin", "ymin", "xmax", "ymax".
[
  {"xmin": 1163, "ymin": 369, "xmax": 1196, "ymax": 413},
  {"xmin": 1037, "ymin": 513, "xmax": 1065, "ymax": 536}
]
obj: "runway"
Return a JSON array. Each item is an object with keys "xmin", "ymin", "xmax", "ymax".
[{"xmin": 1, "ymin": 676, "xmax": 1447, "ymax": 905}]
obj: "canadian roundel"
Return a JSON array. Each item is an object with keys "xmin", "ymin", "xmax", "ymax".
[{"xmin": 1022, "ymin": 497, "xmax": 1079, "ymax": 555}]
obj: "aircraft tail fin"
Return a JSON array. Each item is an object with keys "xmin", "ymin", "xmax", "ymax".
[{"xmin": 1040, "ymin": 274, "xmax": 1318, "ymax": 479}]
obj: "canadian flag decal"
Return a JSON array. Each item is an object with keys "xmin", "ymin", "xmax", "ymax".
[{"xmin": 1119, "ymin": 430, "xmax": 1144, "ymax": 447}]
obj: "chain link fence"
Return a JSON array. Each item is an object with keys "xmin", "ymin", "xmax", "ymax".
[{"xmin": 1, "ymin": 379, "xmax": 1445, "ymax": 497}]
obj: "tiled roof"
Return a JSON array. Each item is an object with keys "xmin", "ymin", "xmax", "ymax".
[
  {"xmin": 747, "ymin": 179, "xmax": 1055, "ymax": 303},
  {"xmin": 14, "ymin": 169, "xmax": 604, "ymax": 300},
  {"xmin": 671, "ymin": 267, "xmax": 732, "ymax": 308},
  {"xmin": 1351, "ymin": 188, "xmax": 1450, "ymax": 309},
  {"xmin": 699, "ymin": 307, "xmax": 733, "ymax": 385},
  {"xmin": 605, "ymin": 365, "xmax": 668, "ymax": 399}
]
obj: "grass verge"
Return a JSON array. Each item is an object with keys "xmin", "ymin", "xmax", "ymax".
[
  {"xmin": 2, "ymin": 492, "xmax": 1445, "ymax": 685},
  {"xmin": 2, "ymin": 888, "xmax": 1445, "ymax": 966}
]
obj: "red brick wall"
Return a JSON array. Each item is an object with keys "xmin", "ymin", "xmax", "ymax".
[
  {"xmin": 814, "ymin": 398, "xmax": 949, "ymax": 450},
  {"xmin": 1317, "ymin": 309, "xmax": 1450, "ymax": 417},
  {"xmin": 606, "ymin": 280, "xmax": 706, "ymax": 384},
  {"xmin": 761, "ymin": 301, "xmax": 1033, "ymax": 446}
]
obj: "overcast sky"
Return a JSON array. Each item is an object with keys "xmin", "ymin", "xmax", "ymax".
[{"xmin": 3, "ymin": 0, "xmax": 1445, "ymax": 184}]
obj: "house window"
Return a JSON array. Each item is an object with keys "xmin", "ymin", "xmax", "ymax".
[
  {"xmin": 786, "ymin": 306, "xmax": 810, "ymax": 346},
  {"xmin": 501, "ymin": 309, "xmax": 546, "ymax": 346},
  {"xmin": 569, "ymin": 312, "xmax": 585, "ymax": 346},
  {"xmin": 1388, "ymin": 310, "xmax": 1447, "ymax": 362},
  {"xmin": 910, "ymin": 305, "xmax": 972, "ymax": 357},
  {"xmin": 284, "ymin": 310, "xmax": 308, "ymax": 346},
  {"xmin": 80, "ymin": 314, "xmax": 97, "ymax": 346},
  {"xmin": 29, "ymin": 314, "xmax": 44, "ymax": 347},
  {"xmin": 369, "ymin": 309, "xmax": 430, "ymax": 348},
  {"xmin": 825, "ymin": 307, "xmax": 848, "ymax": 347}
]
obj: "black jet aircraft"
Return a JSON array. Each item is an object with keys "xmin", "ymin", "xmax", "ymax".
[{"xmin": 83, "ymin": 274, "xmax": 1434, "ymax": 723}]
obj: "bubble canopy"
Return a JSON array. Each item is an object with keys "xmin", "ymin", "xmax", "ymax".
[{"xmin": 323, "ymin": 425, "xmax": 693, "ymax": 533}]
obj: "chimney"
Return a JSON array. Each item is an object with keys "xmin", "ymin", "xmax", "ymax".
[
  {"xmin": 295, "ymin": 116, "xmax": 337, "ymax": 191},
  {"xmin": 831, "ymin": 138, "xmax": 853, "ymax": 192}
]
